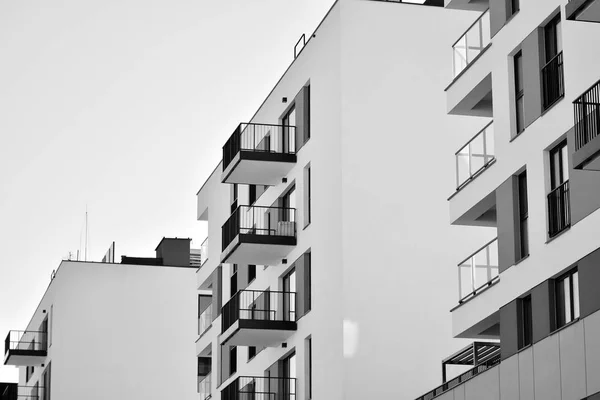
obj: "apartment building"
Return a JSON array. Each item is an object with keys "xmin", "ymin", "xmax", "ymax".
[
  {"xmin": 193, "ymin": 1, "xmax": 499, "ymax": 399},
  {"xmin": 3, "ymin": 238, "xmax": 198, "ymax": 400},
  {"xmin": 414, "ymin": 0, "xmax": 600, "ymax": 399}
]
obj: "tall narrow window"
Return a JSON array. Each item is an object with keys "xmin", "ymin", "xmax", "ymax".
[
  {"xmin": 514, "ymin": 51, "xmax": 525, "ymax": 134},
  {"xmin": 280, "ymin": 185, "xmax": 296, "ymax": 224},
  {"xmin": 229, "ymin": 346, "xmax": 237, "ymax": 376},
  {"xmin": 281, "ymin": 352, "xmax": 297, "ymax": 398},
  {"xmin": 231, "ymin": 184, "xmax": 238, "ymax": 213},
  {"xmin": 248, "ymin": 265, "xmax": 256, "ymax": 283},
  {"xmin": 283, "ymin": 268, "xmax": 297, "ymax": 321},
  {"xmin": 509, "ymin": 0, "xmax": 519, "ymax": 16},
  {"xmin": 249, "ymin": 185, "xmax": 257, "ymax": 205},
  {"xmin": 248, "ymin": 346, "xmax": 256, "ymax": 360},
  {"xmin": 230, "ymin": 265, "xmax": 238, "ymax": 298},
  {"xmin": 43, "ymin": 363, "xmax": 51, "ymax": 400},
  {"xmin": 305, "ymin": 252, "xmax": 311, "ymax": 313},
  {"xmin": 282, "ymin": 106, "xmax": 296, "ymax": 154},
  {"xmin": 306, "ymin": 337, "xmax": 312, "ymax": 399},
  {"xmin": 544, "ymin": 15, "xmax": 562, "ymax": 62},
  {"xmin": 304, "ymin": 165, "xmax": 311, "ymax": 227},
  {"xmin": 519, "ymin": 295, "xmax": 532, "ymax": 348},
  {"xmin": 517, "ymin": 171, "xmax": 529, "ymax": 260},
  {"xmin": 305, "ymin": 85, "xmax": 311, "ymax": 142},
  {"xmin": 548, "ymin": 141, "xmax": 570, "ymax": 237},
  {"xmin": 542, "ymin": 14, "xmax": 564, "ymax": 109},
  {"xmin": 555, "ymin": 269, "xmax": 580, "ymax": 329}
]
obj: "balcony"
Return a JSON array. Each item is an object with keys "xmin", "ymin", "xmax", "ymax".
[
  {"xmin": 4, "ymin": 331, "xmax": 47, "ymax": 366},
  {"xmin": 198, "ymin": 305, "xmax": 213, "ymax": 337},
  {"xmin": 198, "ymin": 372, "xmax": 212, "ymax": 400},
  {"xmin": 222, "ymin": 376, "xmax": 296, "ymax": 400},
  {"xmin": 219, "ymin": 289, "xmax": 297, "ymax": 347},
  {"xmin": 548, "ymin": 181, "xmax": 571, "ymax": 238},
  {"xmin": 221, "ymin": 205, "xmax": 296, "ymax": 265},
  {"xmin": 458, "ymin": 238, "xmax": 498, "ymax": 304},
  {"xmin": 455, "ymin": 122, "xmax": 495, "ymax": 191},
  {"xmin": 222, "ymin": 123, "xmax": 297, "ymax": 185},
  {"xmin": 452, "ymin": 10, "xmax": 491, "ymax": 80},
  {"xmin": 573, "ymin": 79, "xmax": 600, "ymax": 170},
  {"xmin": 542, "ymin": 52, "xmax": 564, "ymax": 111},
  {"xmin": 415, "ymin": 342, "xmax": 500, "ymax": 400},
  {"xmin": 566, "ymin": 0, "xmax": 600, "ymax": 22},
  {"xmin": 2, "ymin": 386, "xmax": 44, "ymax": 400}
]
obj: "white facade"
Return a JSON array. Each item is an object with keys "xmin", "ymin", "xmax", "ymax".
[
  {"xmin": 195, "ymin": 1, "xmax": 494, "ymax": 400},
  {"xmin": 8, "ymin": 260, "xmax": 197, "ymax": 400}
]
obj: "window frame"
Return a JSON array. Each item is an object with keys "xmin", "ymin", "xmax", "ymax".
[
  {"xmin": 554, "ymin": 268, "xmax": 580, "ymax": 330},
  {"xmin": 517, "ymin": 171, "xmax": 529, "ymax": 260},
  {"xmin": 518, "ymin": 295, "xmax": 533, "ymax": 349},
  {"xmin": 514, "ymin": 51, "xmax": 525, "ymax": 135}
]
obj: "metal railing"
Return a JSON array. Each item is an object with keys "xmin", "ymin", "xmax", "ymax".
[
  {"xmin": 222, "ymin": 289, "xmax": 297, "ymax": 333},
  {"xmin": 200, "ymin": 237, "xmax": 209, "ymax": 267},
  {"xmin": 199, "ymin": 373, "xmax": 212, "ymax": 400},
  {"xmin": 574, "ymin": 78, "xmax": 600, "ymax": 150},
  {"xmin": 5, "ymin": 330, "xmax": 47, "ymax": 355},
  {"xmin": 2, "ymin": 386, "xmax": 44, "ymax": 400},
  {"xmin": 222, "ymin": 205, "xmax": 296, "ymax": 251},
  {"xmin": 222, "ymin": 376, "xmax": 296, "ymax": 400},
  {"xmin": 455, "ymin": 122, "xmax": 495, "ymax": 190},
  {"xmin": 542, "ymin": 52, "xmax": 564, "ymax": 110},
  {"xmin": 458, "ymin": 238, "xmax": 499, "ymax": 304},
  {"xmin": 198, "ymin": 306, "xmax": 213, "ymax": 337},
  {"xmin": 548, "ymin": 180, "xmax": 570, "ymax": 238},
  {"xmin": 223, "ymin": 123, "xmax": 297, "ymax": 170},
  {"xmin": 453, "ymin": 10, "xmax": 490, "ymax": 78},
  {"xmin": 415, "ymin": 356, "xmax": 501, "ymax": 400}
]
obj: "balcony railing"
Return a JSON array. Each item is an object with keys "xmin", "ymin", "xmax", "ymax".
[
  {"xmin": 548, "ymin": 180, "xmax": 570, "ymax": 238},
  {"xmin": 222, "ymin": 289, "xmax": 297, "ymax": 333},
  {"xmin": 223, "ymin": 123, "xmax": 297, "ymax": 171},
  {"xmin": 198, "ymin": 306, "xmax": 213, "ymax": 337},
  {"xmin": 200, "ymin": 237, "xmax": 208, "ymax": 267},
  {"xmin": 574, "ymin": 79, "xmax": 600, "ymax": 150},
  {"xmin": 455, "ymin": 121, "xmax": 495, "ymax": 190},
  {"xmin": 458, "ymin": 238, "xmax": 499, "ymax": 304},
  {"xmin": 222, "ymin": 205, "xmax": 296, "ymax": 251},
  {"xmin": 2, "ymin": 386, "xmax": 44, "ymax": 400},
  {"xmin": 5, "ymin": 330, "xmax": 47, "ymax": 355},
  {"xmin": 222, "ymin": 376, "xmax": 296, "ymax": 400},
  {"xmin": 198, "ymin": 373, "xmax": 212, "ymax": 400},
  {"xmin": 452, "ymin": 10, "xmax": 491, "ymax": 78},
  {"xmin": 542, "ymin": 52, "xmax": 564, "ymax": 110},
  {"xmin": 415, "ymin": 356, "xmax": 501, "ymax": 400}
]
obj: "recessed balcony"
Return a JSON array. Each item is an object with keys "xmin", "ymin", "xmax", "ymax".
[
  {"xmin": 458, "ymin": 238, "xmax": 499, "ymax": 304},
  {"xmin": 221, "ymin": 205, "xmax": 297, "ymax": 265},
  {"xmin": 222, "ymin": 376, "xmax": 296, "ymax": 400},
  {"xmin": 219, "ymin": 289, "xmax": 297, "ymax": 347},
  {"xmin": 222, "ymin": 123, "xmax": 297, "ymax": 186},
  {"xmin": 573, "ymin": 79, "xmax": 600, "ymax": 170},
  {"xmin": 566, "ymin": 0, "xmax": 600, "ymax": 23},
  {"xmin": 4, "ymin": 331, "xmax": 47, "ymax": 366}
]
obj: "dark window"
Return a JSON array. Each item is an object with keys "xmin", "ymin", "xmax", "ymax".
[
  {"xmin": 514, "ymin": 52, "xmax": 525, "ymax": 134},
  {"xmin": 248, "ymin": 265, "xmax": 256, "ymax": 283},
  {"xmin": 555, "ymin": 269, "xmax": 580, "ymax": 329},
  {"xmin": 542, "ymin": 14, "xmax": 564, "ymax": 110},
  {"xmin": 306, "ymin": 338, "xmax": 312, "ymax": 398},
  {"xmin": 305, "ymin": 252, "xmax": 311, "ymax": 313},
  {"xmin": 229, "ymin": 346, "xmax": 237, "ymax": 376},
  {"xmin": 281, "ymin": 351, "xmax": 297, "ymax": 398},
  {"xmin": 248, "ymin": 346, "xmax": 256, "ymax": 360},
  {"xmin": 548, "ymin": 141, "xmax": 570, "ymax": 237},
  {"xmin": 249, "ymin": 185, "xmax": 257, "ymax": 205},
  {"xmin": 517, "ymin": 171, "xmax": 529, "ymax": 260},
  {"xmin": 509, "ymin": 0, "xmax": 519, "ymax": 16},
  {"xmin": 544, "ymin": 15, "xmax": 562, "ymax": 62},
  {"xmin": 231, "ymin": 265, "xmax": 238, "ymax": 298},
  {"xmin": 43, "ymin": 363, "xmax": 51, "ymax": 400},
  {"xmin": 280, "ymin": 185, "xmax": 296, "ymax": 223},
  {"xmin": 519, "ymin": 295, "xmax": 532, "ymax": 348},
  {"xmin": 231, "ymin": 184, "xmax": 238, "ymax": 213},
  {"xmin": 306, "ymin": 166, "xmax": 311, "ymax": 226},
  {"xmin": 305, "ymin": 85, "xmax": 311, "ymax": 141},
  {"xmin": 282, "ymin": 105, "xmax": 296, "ymax": 154},
  {"xmin": 283, "ymin": 268, "xmax": 296, "ymax": 321}
]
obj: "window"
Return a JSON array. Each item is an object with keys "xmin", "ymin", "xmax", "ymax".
[
  {"xmin": 514, "ymin": 51, "xmax": 525, "ymax": 134},
  {"xmin": 26, "ymin": 366, "xmax": 34, "ymax": 382},
  {"xmin": 305, "ymin": 85, "xmax": 311, "ymax": 141},
  {"xmin": 249, "ymin": 185, "xmax": 257, "ymax": 205},
  {"xmin": 283, "ymin": 268, "xmax": 297, "ymax": 321},
  {"xmin": 248, "ymin": 265, "xmax": 256, "ymax": 284},
  {"xmin": 555, "ymin": 269, "xmax": 580, "ymax": 329},
  {"xmin": 517, "ymin": 171, "xmax": 529, "ymax": 260},
  {"xmin": 49, "ymin": 305, "xmax": 53, "ymax": 347},
  {"xmin": 304, "ymin": 165, "xmax": 311, "ymax": 227},
  {"xmin": 519, "ymin": 295, "xmax": 532, "ymax": 348},
  {"xmin": 231, "ymin": 184, "xmax": 238, "ymax": 213},
  {"xmin": 305, "ymin": 337, "xmax": 312, "ymax": 399},
  {"xmin": 282, "ymin": 105, "xmax": 296, "ymax": 154},
  {"xmin": 548, "ymin": 141, "xmax": 570, "ymax": 237},
  {"xmin": 509, "ymin": 0, "xmax": 519, "ymax": 17},
  {"xmin": 43, "ymin": 363, "xmax": 51, "ymax": 400},
  {"xmin": 231, "ymin": 265, "xmax": 238, "ymax": 298},
  {"xmin": 544, "ymin": 15, "xmax": 562, "ymax": 63},
  {"xmin": 229, "ymin": 346, "xmax": 237, "ymax": 376},
  {"xmin": 248, "ymin": 346, "xmax": 256, "ymax": 360},
  {"xmin": 305, "ymin": 252, "xmax": 312, "ymax": 313},
  {"xmin": 282, "ymin": 352, "xmax": 297, "ymax": 398},
  {"xmin": 542, "ymin": 14, "xmax": 564, "ymax": 109},
  {"xmin": 280, "ymin": 185, "xmax": 296, "ymax": 223}
]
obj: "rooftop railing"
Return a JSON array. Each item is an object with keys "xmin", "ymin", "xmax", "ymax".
[
  {"xmin": 453, "ymin": 10, "xmax": 490, "ymax": 78},
  {"xmin": 5, "ymin": 330, "xmax": 47, "ymax": 355},
  {"xmin": 458, "ymin": 238, "xmax": 499, "ymax": 304},
  {"xmin": 222, "ymin": 376, "xmax": 296, "ymax": 400},
  {"xmin": 574, "ymin": 78, "xmax": 600, "ymax": 150},
  {"xmin": 222, "ymin": 205, "xmax": 296, "ymax": 251},
  {"xmin": 455, "ymin": 121, "xmax": 495, "ymax": 190},
  {"xmin": 222, "ymin": 289, "xmax": 297, "ymax": 333},
  {"xmin": 198, "ymin": 306, "xmax": 213, "ymax": 337},
  {"xmin": 223, "ymin": 123, "xmax": 297, "ymax": 170}
]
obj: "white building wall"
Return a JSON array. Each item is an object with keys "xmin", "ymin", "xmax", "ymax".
[{"xmin": 19, "ymin": 261, "xmax": 197, "ymax": 400}]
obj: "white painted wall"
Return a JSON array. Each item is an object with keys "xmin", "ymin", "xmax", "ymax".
[{"xmin": 18, "ymin": 260, "xmax": 197, "ymax": 400}]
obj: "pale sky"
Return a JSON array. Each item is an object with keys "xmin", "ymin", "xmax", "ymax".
[{"xmin": 0, "ymin": 0, "xmax": 336, "ymax": 382}]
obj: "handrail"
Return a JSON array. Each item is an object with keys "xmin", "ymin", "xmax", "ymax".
[
  {"xmin": 222, "ymin": 376, "xmax": 297, "ymax": 400},
  {"xmin": 454, "ymin": 121, "xmax": 494, "ymax": 155},
  {"xmin": 457, "ymin": 237, "xmax": 497, "ymax": 267},
  {"xmin": 200, "ymin": 237, "xmax": 208, "ymax": 267},
  {"xmin": 457, "ymin": 238, "xmax": 499, "ymax": 304},
  {"xmin": 452, "ymin": 9, "xmax": 489, "ymax": 48},
  {"xmin": 452, "ymin": 9, "xmax": 491, "ymax": 78},
  {"xmin": 548, "ymin": 180, "xmax": 570, "ymax": 237},
  {"xmin": 455, "ymin": 121, "xmax": 495, "ymax": 190}
]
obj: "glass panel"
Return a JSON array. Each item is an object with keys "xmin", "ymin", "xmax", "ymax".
[
  {"xmin": 564, "ymin": 278, "xmax": 572, "ymax": 324},
  {"xmin": 453, "ymin": 36, "xmax": 468, "ymax": 76},
  {"xmin": 516, "ymin": 97, "xmax": 525, "ymax": 133},
  {"xmin": 457, "ymin": 239, "xmax": 498, "ymax": 302},
  {"xmin": 456, "ymin": 146, "xmax": 470, "ymax": 188},
  {"xmin": 573, "ymin": 272, "xmax": 580, "ymax": 319},
  {"xmin": 561, "ymin": 145, "xmax": 569, "ymax": 182},
  {"xmin": 470, "ymin": 137, "xmax": 485, "ymax": 175},
  {"xmin": 452, "ymin": 11, "xmax": 490, "ymax": 78}
]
